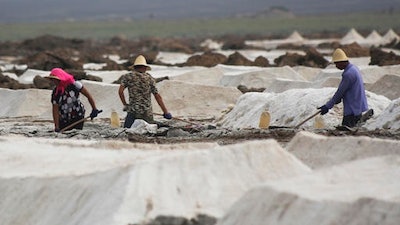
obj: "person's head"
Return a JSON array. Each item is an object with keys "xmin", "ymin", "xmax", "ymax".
[
  {"xmin": 45, "ymin": 73, "xmax": 61, "ymax": 85},
  {"xmin": 332, "ymin": 48, "xmax": 349, "ymax": 70},
  {"xmin": 130, "ymin": 55, "xmax": 151, "ymax": 72},
  {"xmin": 45, "ymin": 68, "xmax": 75, "ymax": 94}
]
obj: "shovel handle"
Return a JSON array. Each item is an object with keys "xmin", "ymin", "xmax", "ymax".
[
  {"xmin": 60, "ymin": 116, "xmax": 90, "ymax": 132},
  {"xmin": 294, "ymin": 110, "xmax": 321, "ymax": 129},
  {"xmin": 60, "ymin": 110, "xmax": 102, "ymax": 132},
  {"xmin": 153, "ymin": 113, "xmax": 199, "ymax": 125}
]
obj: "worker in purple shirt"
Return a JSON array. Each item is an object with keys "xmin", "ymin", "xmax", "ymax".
[{"xmin": 318, "ymin": 48, "xmax": 368, "ymax": 127}]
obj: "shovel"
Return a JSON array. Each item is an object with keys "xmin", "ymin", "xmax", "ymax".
[
  {"xmin": 60, "ymin": 110, "xmax": 103, "ymax": 132},
  {"xmin": 153, "ymin": 112, "xmax": 200, "ymax": 126},
  {"xmin": 294, "ymin": 110, "xmax": 321, "ymax": 129}
]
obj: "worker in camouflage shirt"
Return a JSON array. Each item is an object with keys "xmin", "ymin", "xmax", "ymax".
[{"xmin": 118, "ymin": 55, "xmax": 172, "ymax": 128}]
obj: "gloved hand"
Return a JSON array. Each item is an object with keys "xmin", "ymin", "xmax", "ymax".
[
  {"xmin": 123, "ymin": 104, "xmax": 128, "ymax": 111},
  {"xmin": 90, "ymin": 109, "xmax": 100, "ymax": 120},
  {"xmin": 318, "ymin": 105, "xmax": 329, "ymax": 115},
  {"xmin": 163, "ymin": 112, "xmax": 172, "ymax": 119}
]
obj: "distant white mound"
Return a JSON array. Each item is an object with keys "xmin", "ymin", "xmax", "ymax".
[
  {"xmin": 200, "ymin": 38, "xmax": 223, "ymax": 50},
  {"xmin": 340, "ymin": 28, "xmax": 365, "ymax": 45},
  {"xmin": 219, "ymin": 66, "xmax": 305, "ymax": 89},
  {"xmin": 285, "ymin": 30, "xmax": 305, "ymax": 42},
  {"xmin": 382, "ymin": 28, "xmax": 400, "ymax": 44},
  {"xmin": 366, "ymin": 30, "xmax": 383, "ymax": 41},
  {"xmin": 363, "ymin": 30, "xmax": 384, "ymax": 46}
]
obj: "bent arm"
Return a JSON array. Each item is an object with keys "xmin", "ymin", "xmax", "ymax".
[{"xmin": 81, "ymin": 86, "xmax": 97, "ymax": 110}]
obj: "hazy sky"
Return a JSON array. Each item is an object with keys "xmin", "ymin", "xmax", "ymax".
[{"xmin": 1, "ymin": 0, "xmax": 399, "ymax": 22}]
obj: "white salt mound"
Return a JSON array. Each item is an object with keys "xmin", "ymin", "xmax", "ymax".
[
  {"xmin": 366, "ymin": 97, "xmax": 400, "ymax": 131},
  {"xmin": 382, "ymin": 29, "xmax": 400, "ymax": 44},
  {"xmin": 0, "ymin": 88, "xmax": 51, "ymax": 118},
  {"xmin": 170, "ymin": 66, "xmax": 225, "ymax": 86},
  {"xmin": 217, "ymin": 155, "xmax": 400, "ymax": 225},
  {"xmin": 17, "ymin": 69, "xmax": 50, "ymax": 84},
  {"xmin": 367, "ymin": 74, "xmax": 400, "ymax": 100},
  {"xmin": 286, "ymin": 131, "xmax": 400, "ymax": 169},
  {"xmin": 155, "ymin": 80, "xmax": 242, "ymax": 119},
  {"xmin": 219, "ymin": 88, "xmax": 391, "ymax": 129},
  {"xmin": 0, "ymin": 136, "xmax": 310, "ymax": 225},
  {"xmin": 340, "ymin": 28, "xmax": 365, "ymax": 45},
  {"xmin": 219, "ymin": 66, "xmax": 305, "ymax": 89}
]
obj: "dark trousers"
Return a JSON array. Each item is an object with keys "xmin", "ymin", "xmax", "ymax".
[
  {"xmin": 124, "ymin": 112, "xmax": 136, "ymax": 128},
  {"xmin": 342, "ymin": 114, "xmax": 362, "ymax": 127},
  {"xmin": 123, "ymin": 112, "xmax": 154, "ymax": 128},
  {"xmin": 60, "ymin": 116, "xmax": 84, "ymax": 131}
]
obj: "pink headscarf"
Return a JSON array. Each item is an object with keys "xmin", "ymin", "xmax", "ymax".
[{"xmin": 50, "ymin": 68, "xmax": 75, "ymax": 95}]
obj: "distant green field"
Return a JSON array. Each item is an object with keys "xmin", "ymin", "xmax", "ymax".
[{"xmin": 1, "ymin": 12, "xmax": 399, "ymax": 41}]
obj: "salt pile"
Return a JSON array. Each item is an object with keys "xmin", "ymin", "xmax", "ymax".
[
  {"xmin": 217, "ymin": 132, "xmax": 400, "ymax": 225},
  {"xmin": 219, "ymin": 66, "xmax": 305, "ymax": 89},
  {"xmin": 0, "ymin": 136, "xmax": 310, "ymax": 225},
  {"xmin": 383, "ymin": 29, "xmax": 400, "ymax": 44},
  {"xmin": 219, "ymin": 88, "xmax": 391, "ymax": 129},
  {"xmin": 0, "ymin": 88, "xmax": 51, "ymax": 118},
  {"xmin": 364, "ymin": 30, "xmax": 383, "ymax": 46},
  {"xmin": 340, "ymin": 28, "xmax": 365, "ymax": 45},
  {"xmin": 366, "ymin": 97, "xmax": 400, "ymax": 130},
  {"xmin": 1, "ymin": 30, "xmax": 400, "ymax": 225},
  {"xmin": 286, "ymin": 131, "xmax": 400, "ymax": 169},
  {"xmin": 367, "ymin": 74, "xmax": 400, "ymax": 100},
  {"xmin": 217, "ymin": 155, "xmax": 400, "ymax": 225}
]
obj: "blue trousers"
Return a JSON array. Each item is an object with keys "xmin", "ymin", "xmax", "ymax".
[{"xmin": 123, "ymin": 112, "xmax": 136, "ymax": 128}]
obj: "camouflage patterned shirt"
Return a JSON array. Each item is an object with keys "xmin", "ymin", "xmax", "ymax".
[{"xmin": 121, "ymin": 71, "xmax": 158, "ymax": 121}]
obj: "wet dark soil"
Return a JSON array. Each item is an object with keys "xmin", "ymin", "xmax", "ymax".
[{"xmin": 1, "ymin": 117, "xmax": 398, "ymax": 147}]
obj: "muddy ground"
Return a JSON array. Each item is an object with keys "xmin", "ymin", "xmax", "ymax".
[{"xmin": 1, "ymin": 117, "xmax": 399, "ymax": 147}]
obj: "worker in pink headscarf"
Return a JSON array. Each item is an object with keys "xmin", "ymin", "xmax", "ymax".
[{"xmin": 45, "ymin": 68, "xmax": 100, "ymax": 132}]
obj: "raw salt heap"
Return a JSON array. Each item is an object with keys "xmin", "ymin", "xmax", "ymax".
[
  {"xmin": 340, "ymin": 28, "xmax": 365, "ymax": 45},
  {"xmin": 366, "ymin": 97, "xmax": 400, "ymax": 131},
  {"xmin": 359, "ymin": 30, "xmax": 384, "ymax": 46},
  {"xmin": 0, "ymin": 136, "xmax": 310, "ymax": 225},
  {"xmin": 382, "ymin": 28, "xmax": 400, "ymax": 44},
  {"xmin": 286, "ymin": 131, "xmax": 400, "ymax": 169},
  {"xmin": 217, "ymin": 132, "xmax": 400, "ymax": 225},
  {"xmin": 368, "ymin": 74, "xmax": 400, "ymax": 100},
  {"xmin": 219, "ymin": 88, "xmax": 391, "ymax": 129}
]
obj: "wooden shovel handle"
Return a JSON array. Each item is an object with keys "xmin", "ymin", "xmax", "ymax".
[
  {"xmin": 153, "ymin": 113, "xmax": 199, "ymax": 125},
  {"xmin": 294, "ymin": 110, "xmax": 321, "ymax": 129},
  {"xmin": 60, "ymin": 116, "xmax": 90, "ymax": 132},
  {"xmin": 60, "ymin": 110, "xmax": 103, "ymax": 132}
]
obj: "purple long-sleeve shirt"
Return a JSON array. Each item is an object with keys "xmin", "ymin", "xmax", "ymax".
[{"xmin": 326, "ymin": 63, "xmax": 368, "ymax": 116}]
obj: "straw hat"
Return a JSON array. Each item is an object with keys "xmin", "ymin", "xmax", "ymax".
[
  {"xmin": 332, "ymin": 48, "xmax": 349, "ymax": 63},
  {"xmin": 44, "ymin": 74, "xmax": 60, "ymax": 80},
  {"xmin": 129, "ymin": 55, "xmax": 151, "ymax": 70}
]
